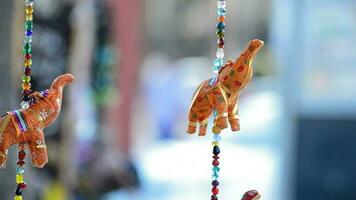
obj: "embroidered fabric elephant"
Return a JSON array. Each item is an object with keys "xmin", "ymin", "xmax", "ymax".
[
  {"xmin": 0, "ymin": 73, "xmax": 74, "ymax": 168},
  {"xmin": 241, "ymin": 190, "xmax": 261, "ymax": 200},
  {"xmin": 187, "ymin": 39, "xmax": 264, "ymax": 136}
]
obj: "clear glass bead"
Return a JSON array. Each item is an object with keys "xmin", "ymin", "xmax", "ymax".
[
  {"xmin": 20, "ymin": 101, "xmax": 29, "ymax": 110},
  {"xmin": 213, "ymin": 134, "xmax": 221, "ymax": 142},
  {"xmin": 217, "ymin": 8, "xmax": 226, "ymax": 16},
  {"xmin": 217, "ymin": 1, "xmax": 227, "ymax": 9},
  {"xmin": 216, "ymin": 48, "xmax": 224, "ymax": 59},
  {"xmin": 25, "ymin": 0, "xmax": 34, "ymax": 6},
  {"xmin": 24, "ymin": 35, "xmax": 32, "ymax": 43}
]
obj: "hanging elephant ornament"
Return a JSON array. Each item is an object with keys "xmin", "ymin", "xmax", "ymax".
[
  {"xmin": 0, "ymin": 73, "xmax": 74, "ymax": 168},
  {"xmin": 187, "ymin": 39, "xmax": 264, "ymax": 136}
]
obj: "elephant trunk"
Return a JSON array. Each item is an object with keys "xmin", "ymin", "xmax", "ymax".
[{"xmin": 50, "ymin": 73, "xmax": 75, "ymax": 92}]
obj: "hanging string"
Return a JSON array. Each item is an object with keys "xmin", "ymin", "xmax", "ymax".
[
  {"xmin": 211, "ymin": 1, "xmax": 226, "ymax": 200},
  {"xmin": 14, "ymin": 0, "xmax": 34, "ymax": 199}
]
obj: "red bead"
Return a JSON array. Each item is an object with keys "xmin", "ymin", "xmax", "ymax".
[
  {"xmin": 18, "ymin": 150, "xmax": 26, "ymax": 160},
  {"xmin": 212, "ymin": 187, "xmax": 219, "ymax": 195},
  {"xmin": 17, "ymin": 160, "xmax": 26, "ymax": 166},
  {"xmin": 18, "ymin": 182, "xmax": 27, "ymax": 189},
  {"xmin": 218, "ymin": 38, "xmax": 225, "ymax": 48},
  {"xmin": 24, "ymin": 54, "xmax": 32, "ymax": 60},
  {"xmin": 213, "ymin": 155, "xmax": 220, "ymax": 159},
  {"xmin": 212, "ymin": 159, "xmax": 219, "ymax": 166}
]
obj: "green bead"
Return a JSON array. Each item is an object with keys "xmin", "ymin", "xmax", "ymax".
[
  {"xmin": 213, "ymin": 166, "xmax": 220, "ymax": 172},
  {"xmin": 22, "ymin": 75, "xmax": 31, "ymax": 82},
  {"xmin": 216, "ymin": 30, "xmax": 225, "ymax": 37},
  {"xmin": 25, "ymin": 20, "xmax": 33, "ymax": 30},
  {"xmin": 22, "ymin": 44, "xmax": 32, "ymax": 54}
]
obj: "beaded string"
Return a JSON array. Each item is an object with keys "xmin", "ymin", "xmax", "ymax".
[
  {"xmin": 211, "ymin": 1, "xmax": 226, "ymax": 200},
  {"xmin": 14, "ymin": 0, "xmax": 34, "ymax": 199}
]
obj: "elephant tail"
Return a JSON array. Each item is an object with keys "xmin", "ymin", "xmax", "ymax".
[{"xmin": 50, "ymin": 73, "xmax": 75, "ymax": 91}]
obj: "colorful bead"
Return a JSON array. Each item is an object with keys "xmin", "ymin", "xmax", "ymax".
[
  {"xmin": 216, "ymin": 22, "xmax": 225, "ymax": 30},
  {"xmin": 212, "ymin": 180, "xmax": 219, "ymax": 186},
  {"xmin": 18, "ymin": 183, "xmax": 27, "ymax": 189},
  {"xmin": 22, "ymin": 44, "xmax": 32, "ymax": 54},
  {"xmin": 16, "ymin": 174, "xmax": 24, "ymax": 184},
  {"xmin": 212, "ymin": 159, "xmax": 219, "ymax": 166},
  {"xmin": 25, "ymin": 0, "xmax": 34, "ymax": 6},
  {"xmin": 213, "ymin": 166, "xmax": 220, "ymax": 172},
  {"xmin": 218, "ymin": 16, "xmax": 225, "ymax": 22},
  {"xmin": 26, "ymin": 14, "xmax": 33, "ymax": 21},
  {"xmin": 16, "ymin": 166, "xmax": 25, "ymax": 174},
  {"xmin": 18, "ymin": 150, "xmax": 26, "ymax": 160},
  {"xmin": 24, "ymin": 54, "xmax": 32, "ymax": 59},
  {"xmin": 22, "ymin": 82, "xmax": 31, "ymax": 90},
  {"xmin": 25, "ymin": 21, "xmax": 33, "ymax": 30},
  {"xmin": 212, "ymin": 187, "xmax": 219, "ymax": 195},
  {"xmin": 216, "ymin": 48, "xmax": 224, "ymax": 59},
  {"xmin": 20, "ymin": 101, "xmax": 29, "ymax": 110},
  {"xmin": 25, "ymin": 30, "xmax": 32, "ymax": 36},
  {"xmin": 14, "ymin": 195, "xmax": 23, "ymax": 200},
  {"xmin": 15, "ymin": 188, "xmax": 22, "ymax": 196},
  {"xmin": 211, "ymin": 195, "xmax": 218, "ymax": 200},
  {"xmin": 217, "ymin": 8, "xmax": 226, "ymax": 16},
  {"xmin": 216, "ymin": 30, "xmax": 225, "ymax": 37},
  {"xmin": 213, "ymin": 134, "xmax": 221, "ymax": 141},
  {"xmin": 24, "ymin": 67, "xmax": 31, "ymax": 76},
  {"xmin": 24, "ymin": 35, "xmax": 32, "ymax": 43},
  {"xmin": 213, "ymin": 145, "xmax": 220, "ymax": 155},
  {"xmin": 26, "ymin": 6, "xmax": 33, "ymax": 15},
  {"xmin": 217, "ymin": 0, "xmax": 227, "ymax": 9},
  {"xmin": 212, "ymin": 141, "xmax": 219, "ymax": 146},
  {"xmin": 213, "ymin": 58, "xmax": 223, "ymax": 67},
  {"xmin": 23, "ymin": 59, "xmax": 32, "ymax": 67}
]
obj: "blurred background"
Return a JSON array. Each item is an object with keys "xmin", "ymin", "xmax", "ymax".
[{"xmin": 0, "ymin": 0, "xmax": 356, "ymax": 200}]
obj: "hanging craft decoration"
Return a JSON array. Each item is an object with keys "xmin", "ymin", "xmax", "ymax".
[
  {"xmin": 186, "ymin": 0, "xmax": 263, "ymax": 199},
  {"xmin": 0, "ymin": 0, "xmax": 74, "ymax": 199}
]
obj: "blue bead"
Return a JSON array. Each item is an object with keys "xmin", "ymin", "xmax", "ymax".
[
  {"xmin": 212, "ymin": 171, "xmax": 219, "ymax": 179},
  {"xmin": 25, "ymin": 30, "xmax": 32, "ymax": 36},
  {"xmin": 213, "ymin": 134, "xmax": 221, "ymax": 142},
  {"xmin": 217, "ymin": 8, "xmax": 226, "ymax": 16},
  {"xmin": 213, "ymin": 58, "xmax": 224, "ymax": 67},
  {"xmin": 216, "ymin": 22, "xmax": 225, "ymax": 30},
  {"xmin": 16, "ymin": 166, "xmax": 25, "ymax": 174}
]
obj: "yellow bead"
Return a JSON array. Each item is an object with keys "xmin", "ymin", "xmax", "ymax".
[
  {"xmin": 16, "ymin": 174, "xmax": 24, "ymax": 184},
  {"xmin": 14, "ymin": 196, "xmax": 23, "ymax": 200},
  {"xmin": 24, "ymin": 59, "xmax": 32, "ymax": 66},
  {"xmin": 26, "ymin": 14, "xmax": 33, "ymax": 21},
  {"xmin": 212, "ymin": 141, "xmax": 219, "ymax": 146},
  {"xmin": 26, "ymin": 6, "xmax": 33, "ymax": 15}
]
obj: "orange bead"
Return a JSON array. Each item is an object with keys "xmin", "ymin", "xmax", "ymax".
[
  {"xmin": 218, "ymin": 16, "xmax": 225, "ymax": 22},
  {"xmin": 22, "ymin": 82, "xmax": 31, "ymax": 90}
]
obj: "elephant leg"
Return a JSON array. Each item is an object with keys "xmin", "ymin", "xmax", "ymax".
[
  {"xmin": 198, "ymin": 119, "xmax": 209, "ymax": 136},
  {"xmin": 208, "ymin": 90, "xmax": 228, "ymax": 131},
  {"xmin": 0, "ymin": 116, "xmax": 16, "ymax": 168},
  {"xmin": 28, "ymin": 130, "xmax": 48, "ymax": 168},
  {"xmin": 228, "ymin": 94, "xmax": 240, "ymax": 132},
  {"xmin": 187, "ymin": 111, "xmax": 198, "ymax": 134}
]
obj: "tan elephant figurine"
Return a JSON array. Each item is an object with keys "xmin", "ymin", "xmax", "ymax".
[
  {"xmin": 0, "ymin": 73, "xmax": 74, "ymax": 168},
  {"xmin": 187, "ymin": 39, "xmax": 264, "ymax": 136}
]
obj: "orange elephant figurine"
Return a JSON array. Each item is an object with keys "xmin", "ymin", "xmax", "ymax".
[
  {"xmin": 0, "ymin": 73, "xmax": 74, "ymax": 168},
  {"xmin": 241, "ymin": 190, "xmax": 261, "ymax": 200},
  {"xmin": 187, "ymin": 39, "xmax": 264, "ymax": 136}
]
